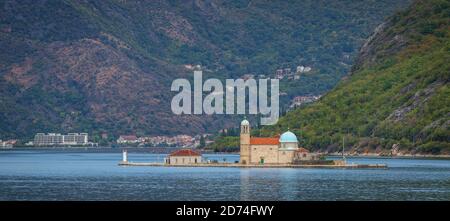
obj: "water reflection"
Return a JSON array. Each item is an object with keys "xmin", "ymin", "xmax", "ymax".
[{"xmin": 240, "ymin": 169, "xmax": 251, "ymax": 200}]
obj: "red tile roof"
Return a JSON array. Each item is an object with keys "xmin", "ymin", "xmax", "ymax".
[
  {"xmin": 169, "ymin": 149, "xmax": 201, "ymax": 157},
  {"xmin": 250, "ymin": 137, "xmax": 279, "ymax": 145},
  {"xmin": 296, "ymin": 147, "xmax": 310, "ymax": 153}
]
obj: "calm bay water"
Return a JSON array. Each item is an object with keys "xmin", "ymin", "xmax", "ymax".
[{"xmin": 0, "ymin": 150, "xmax": 449, "ymax": 200}]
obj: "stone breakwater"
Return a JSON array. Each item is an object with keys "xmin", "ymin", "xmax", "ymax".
[{"xmin": 118, "ymin": 161, "xmax": 388, "ymax": 169}]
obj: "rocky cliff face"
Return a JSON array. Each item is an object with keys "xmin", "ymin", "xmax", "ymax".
[{"xmin": 0, "ymin": 0, "xmax": 410, "ymax": 139}]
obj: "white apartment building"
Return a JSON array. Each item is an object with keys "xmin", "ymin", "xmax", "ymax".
[{"xmin": 33, "ymin": 133, "xmax": 88, "ymax": 146}]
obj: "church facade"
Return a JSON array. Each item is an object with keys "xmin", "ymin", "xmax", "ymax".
[{"xmin": 240, "ymin": 118, "xmax": 307, "ymax": 165}]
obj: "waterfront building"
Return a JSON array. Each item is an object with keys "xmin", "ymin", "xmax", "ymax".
[
  {"xmin": 116, "ymin": 135, "xmax": 139, "ymax": 144},
  {"xmin": 240, "ymin": 118, "xmax": 315, "ymax": 164},
  {"xmin": 293, "ymin": 147, "xmax": 320, "ymax": 161},
  {"xmin": 33, "ymin": 133, "xmax": 88, "ymax": 146},
  {"xmin": 165, "ymin": 149, "xmax": 202, "ymax": 165},
  {"xmin": 0, "ymin": 139, "xmax": 16, "ymax": 148},
  {"xmin": 63, "ymin": 133, "xmax": 88, "ymax": 145},
  {"xmin": 139, "ymin": 134, "xmax": 200, "ymax": 148}
]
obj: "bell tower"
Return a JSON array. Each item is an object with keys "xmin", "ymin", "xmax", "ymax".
[{"xmin": 240, "ymin": 117, "xmax": 251, "ymax": 164}]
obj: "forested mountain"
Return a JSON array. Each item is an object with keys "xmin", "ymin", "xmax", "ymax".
[
  {"xmin": 0, "ymin": 0, "xmax": 409, "ymax": 140},
  {"xmin": 261, "ymin": 0, "xmax": 449, "ymax": 155}
]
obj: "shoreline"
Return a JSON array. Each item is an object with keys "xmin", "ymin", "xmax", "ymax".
[
  {"xmin": 326, "ymin": 153, "xmax": 450, "ymax": 159},
  {"xmin": 1, "ymin": 147, "xmax": 449, "ymax": 159},
  {"xmin": 118, "ymin": 161, "xmax": 388, "ymax": 169}
]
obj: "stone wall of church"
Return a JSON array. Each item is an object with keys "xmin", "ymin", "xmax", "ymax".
[
  {"xmin": 278, "ymin": 150, "xmax": 295, "ymax": 164},
  {"xmin": 240, "ymin": 125, "xmax": 250, "ymax": 164},
  {"xmin": 250, "ymin": 145, "xmax": 279, "ymax": 164}
]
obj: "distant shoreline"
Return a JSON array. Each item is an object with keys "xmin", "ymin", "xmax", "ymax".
[
  {"xmin": 326, "ymin": 153, "xmax": 450, "ymax": 160},
  {"xmin": 0, "ymin": 147, "xmax": 187, "ymax": 154},
  {"xmin": 1, "ymin": 147, "xmax": 449, "ymax": 159}
]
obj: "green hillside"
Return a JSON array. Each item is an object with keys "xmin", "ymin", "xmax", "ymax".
[{"xmin": 260, "ymin": 0, "xmax": 450, "ymax": 155}]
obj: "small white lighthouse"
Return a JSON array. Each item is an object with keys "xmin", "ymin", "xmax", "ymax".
[{"xmin": 122, "ymin": 149, "xmax": 128, "ymax": 162}]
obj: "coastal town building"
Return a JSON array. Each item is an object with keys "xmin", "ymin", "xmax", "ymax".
[
  {"xmin": 275, "ymin": 69, "xmax": 284, "ymax": 79},
  {"xmin": 290, "ymin": 95, "xmax": 321, "ymax": 108},
  {"xmin": 272, "ymin": 65, "xmax": 314, "ymax": 80},
  {"xmin": 63, "ymin": 133, "xmax": 88, "ymax": 144},
  {"xmin": 140, "ymin": 134, "xmax": 195, "ymax": 147},
  {"xmin": 283, "ymin": 68, "xmax": 291, "ymax": 75},
  {"xmin": 296, "ymin": 65, "xmax": 312, "ymax": 73},
  {"xmin": 240, "ymin": 118, "xmax": 315, "ymax": 165},
  {"xmin": 165, "ymin": 149, "xmax": 202, "ymax": 165},
  {"xmin": 33, "ymin": 133, "xmax": 88, "ymax": 146},
  {"xmin": 0, "ymin": 139, "xmax": 16, "ymax": 148},
  {"xmin": 117, "ymin": 134, "xmax": 211, "ymax": 148},
  {"xmin": 116, "ymin": 135, "xmax": 139, "ymax": 144}
]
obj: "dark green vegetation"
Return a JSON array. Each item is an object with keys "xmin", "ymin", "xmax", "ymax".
[
  {"xmin": 207, "ymin": 136, "xmax": 240, "ymax": 152},
  {"xmin": 0, "ymin": 0, "xmax": 409, "ymax": 140},
  {"xmin": 260, "ymin": 0, "xmax": 450, "ymax": 155}
]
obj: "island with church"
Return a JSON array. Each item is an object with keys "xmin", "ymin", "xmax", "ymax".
[{"xmin": 119, "ymin": 118, "xmax": 387, "ymax": 168}]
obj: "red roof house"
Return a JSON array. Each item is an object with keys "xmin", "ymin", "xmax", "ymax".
[
  {"xmin": 169, "ymin": 149, "xmax": 202, "ymax": 157},
  {"xmin": 166, "ymin": 149, "xmax": 202, "ymax": 165}
]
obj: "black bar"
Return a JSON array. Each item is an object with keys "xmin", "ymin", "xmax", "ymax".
[{"xmin": 0, "ymin": 201, "xmax": 448, "ymax": 220}]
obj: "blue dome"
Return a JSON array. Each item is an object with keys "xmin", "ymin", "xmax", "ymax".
[{"xmin": 279, "ymin": 131, "xmax": 298, "ymax": 143}]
